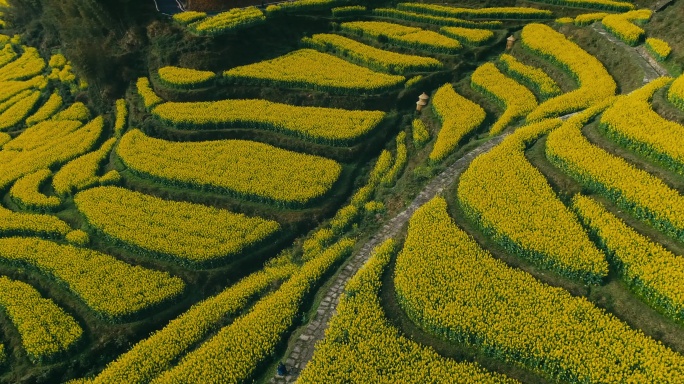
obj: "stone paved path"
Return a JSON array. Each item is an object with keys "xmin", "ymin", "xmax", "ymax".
[
  {"xmin": 591, "ymin": 23, "xmax": 669, "ymax": 83},
  {"xmin": 272, "ymin": 24, "xmax": 669, "ymax": 384},
  {"xmin": 271, "ymin": 134, "xmax": 510, "ymax": 383}
]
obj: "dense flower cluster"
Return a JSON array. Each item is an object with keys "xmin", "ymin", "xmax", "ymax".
[
  {"xmin": 25, "ymin": 92, "xmax": 62, "ymax": 125},
  {"xmin": 572, "ymin": 12, "xmax": 609, "ymax": 25},
  {"xmin": 223, "ymin": 49, "xmax": 405, "ymax": 94},
  {"xmin": 299, "ymin": 239, "xmax": 515, "ymax": 384},
  {"xmin": 88, "ymin": 262, "xmax": 296, "ymax": 383},
  {"xmin": 116, "ymin": 129, "xmax": 342, "ymax": 207},
  {"xmin": 152, "ymin": 97, "xmax": 385, "ymax": 146},
  {"xmin": 9, "ymin": 169, "xmax": 61, "ymax": 212},
  {"xmin": 546, "ymin": 100, "xmax": 684, "ymax": 243},
  {"xmin": 0, "ymin": 237, "xmax": 185, "ymax": 320},
  {"xmin": 186, "ymin": 7, "xmax": 265, "ymax": 36},
  {"xmin": 521, "ymin": 23, "xmax": 616, "ymax": 121},
  {"xmin": 600, "ymin": 78, "xmax": 684, "ymax": 175},
  {"xmin": 340, "ymin": 21, "xmax": 463, "ymax": 54},
  {"xmin": 457, "ymin": 119, "xmax": 608, "ymax": 283},
  {"xmin": 52, "ymin": 138, "xmax": 117, "ymax": 196},
  {"xmin": 150, "ymin": 239, "xmax": 354, "ymax": 383},
  {"xmin": 381, "ymin": 131, "xmax": 407, "ymax": 186},
  {"xmin": 114, "ymin": 98, "xmax": 127, "ymax": 137},
  {"xmin": 136, "ymin": 77, "xmax": 163, "ymax": 110},
  {"xmin": 438, "ymin": 26, "xmax": 494, "ymax": 45},
  {"xmin": 331, "ymin": 5, "xmax": 365, "ymax": 17},
  {"xmin": 669, "ymin": 73, "xmax": 684, "ymax": 111},
  {"xmin": 0, "ymin": 276, "xmax": 82, "ymax": 363},
  {"xmin": 395, "ymin": 197, "xmax": 684, "ymax": 383},
  {"xmin": 573, "ymin": 194, "xmax": 684, "ymax": 322},
  {"xmin": 171, "ymin": 11, "xmax": 206, "ymax": 25},
  {"xmin": 0, "ymin": 117, "xmax": 102, "ymax": 190},
  {"xmin": 302, "ymin": 33, "xmax": 442, "ymax": 74},
  {"xmin": 646, "ymin": 37, "xmax": 672, "ymax": 61},
  {"xmin": 75, "ymin": 186, "xmax": 281, "ymax": 266},
  {"xmin": 602, "ymin": 9, "xmax": 652, "ymax": 46},
  {"xmin": 0, "ymin": 205, "xmax": 71, "ymax": 239},
  {"xmin": 51, "ymin": 102, "xmax": 90, "ymax": 121},
  {"xmin": 397, "ymin": 3, "xmax": 552, "ymax": 19},
  {"xmin": 372, "ymin": 8, "xmax": 501, "ymax": 30},
  {"xmin": 157, "ymin": 66, "xmax": 216, "ymax": 89},
  {"xmin": 429, "ymin": 83, "xmax": 486, "ymax": 161},
  {"xmin": 0, "ymin": 47, "xmax": 45, "ymax": 81},
  {"xmin": 412, "ymin": 118, "xmax": 430, "ymax": 147},
  {"xmin": 471, "ymin": 62, "xmax": 537, "ymax": 135},
  {"xmin": 0, "ymin": 89, "xmax": 40, "ymax": 130},
  {"xmin": 524, "ymin": 0, "xmax": 633, "ymax": 11},
  {"xmin": 499, "ymin": 53, "xmax": 561, "ymax": 99}
]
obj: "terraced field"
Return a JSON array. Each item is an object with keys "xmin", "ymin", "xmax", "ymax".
[{"xmin": 0, "ymin": 0, "xmax": 683, "ymax": 383}]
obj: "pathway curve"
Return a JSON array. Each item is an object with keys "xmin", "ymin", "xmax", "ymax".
[
  {"xmin": 273, "ymin": 23, "xmax": 669, "ymax": 384},
  {"xmin": 271, "ymin": 134, "xmax": 508, "ymax": 383},
  {"xmin": 591, "ymin": 23, "xmax": 669, "ymax": 82}
]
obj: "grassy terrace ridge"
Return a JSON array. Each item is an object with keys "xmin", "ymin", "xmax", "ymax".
[{"xmin": 151, "ymin": 97, "xmax": 387, "ymax": 146}]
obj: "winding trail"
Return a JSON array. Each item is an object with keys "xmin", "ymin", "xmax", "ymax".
[
  {"xmin": 272, "ymin": 23, "xmax": 670, "ymax": 384},
  {"xmin": 591, "ymin": 23, "xmax": 669, "ymax": 82},
  {"xmin": 271, "ymin": 134, "xmax": 508, "ymax": 383}
]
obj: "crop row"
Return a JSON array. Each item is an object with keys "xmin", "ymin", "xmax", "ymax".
[
  {"xmin": 0, "ymin": 89, "xmax": 40, "ymax": 130},
  {"xmin": 0, "ymin": 117, "xmax": 102, "ymax": 190},
  {"xmin": 223, "ymin": 49, "xmax": 405, "ymax": 94},
  {"xmin": 546, "ymin": 100, "xmax": 684, "ymax": 244},
  {"xmin": 302, "ymin": 33, "xmax": 443, "ymax": 75},
  {"xmin": 150, "ymin": 239, "xmax": 354, "ymax": 383},
  {"xmin": 457, "ymin": 119, "xmax": 608, "ymax": 283},
  {"xmin": 438, "ymin": 26, "xmax": 494, "ymax": 45},
  {"xmin": 0, "ymin": 237, "xmax": 185, "ymax": 320},
  {"xmin": 573, "ymin": 194, "xmax": 684, "ymax": 322},
  {"xmin": 381, "ymin": 131, "xmax": 407, "ymax": 186},
  {"xmin": 0, "ymin": 47, "xmax": 45, "ymax": 81},
  {"xmin": 429, "ymin": 83, "xmax": 486, "ymax": 162},
  {"xmin": 471, "ymin": 62, "xmax": 537, "ymax": 135},
  {"xmin": 86, "ymin": 260, "xmax": 296, "ymax": 383},
  {"xmin": 299, "ymin": 239, "xmax": 515, "ymax": 383},
  {"xmin": 601, "ymin": 9, "xmax": 652, "ymax": 46},
  {"xmin": 520, "ymin": 23, "xmax": 616, "ymax": 121},
  {"xmin": 25, "ymin": 92, "xmax": 62, "ymax": 126},
  {"xmin": 340, "ymin": 21, "xmax": 462, "ymax": 55},
  {"xmin": 9, "ymin": 169, "xmax": 60, "ymax": 212},
  {"xmin": 52, "ymin": 137, "xmax": 117, "ymax": 196},
  {"xmin": 527, "ymin": 0, "xmax": 633, "ymax": 11},
  {"xmin": 0, "ymin": 276, "xmax": 82, "ymax": 363},
  {"xmin": 600, "ymin": 78, "xmax": 684, "ymax": 176},
  {"xmin": 371, "ymin": 8, "xmax": 502, "ymax": 30},
  {"xmin": 572, "ymin": 12, "xmax": 609, "ymax": 26},
  {"xmin": 116, "ymin": 129, "xmax": 342, "ymax": 207},
  {"xmin": 395, "ymin": 196, "xmax": 684, "ymax": 383},
  {"xmin": 0, "ymin": 204, "xmax": 71, "ymax": 239},
  {"xmin": 645, "ymin": 38, "xmax": 672, "ymax": 62},
  {"xmin": 498, "ymin": 53, "xmax": 561, "ymax": 99},
  {"xmin": 180, "ymin": 7, "xmax": 265, "ymax": 36},
  {"xmin": 152, "ymin": 97, "xmax": 386, "ymax": 146},
  {"xmin": 396, "ymin": 3, "xmax": 553, "ymax": 19},
  {"xmin": 157, "ymin": 66, "xmax": 215, "ymax": 89},
  {"xmin": 668, "ymin": 73, "xmax": 684, "ymax": 110},
  {"xmin": 75, "ymin": 186, "xmax": 281, "ymax": 266}
]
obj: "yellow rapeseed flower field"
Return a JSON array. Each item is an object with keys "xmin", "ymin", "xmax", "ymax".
[
  {"xmin": 395, "ymin": 197, "xmax": 684, "ymax": 383},
  {"xmin": 457, "ymin": 118, "xmax": 608, "ymax": 283}
]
